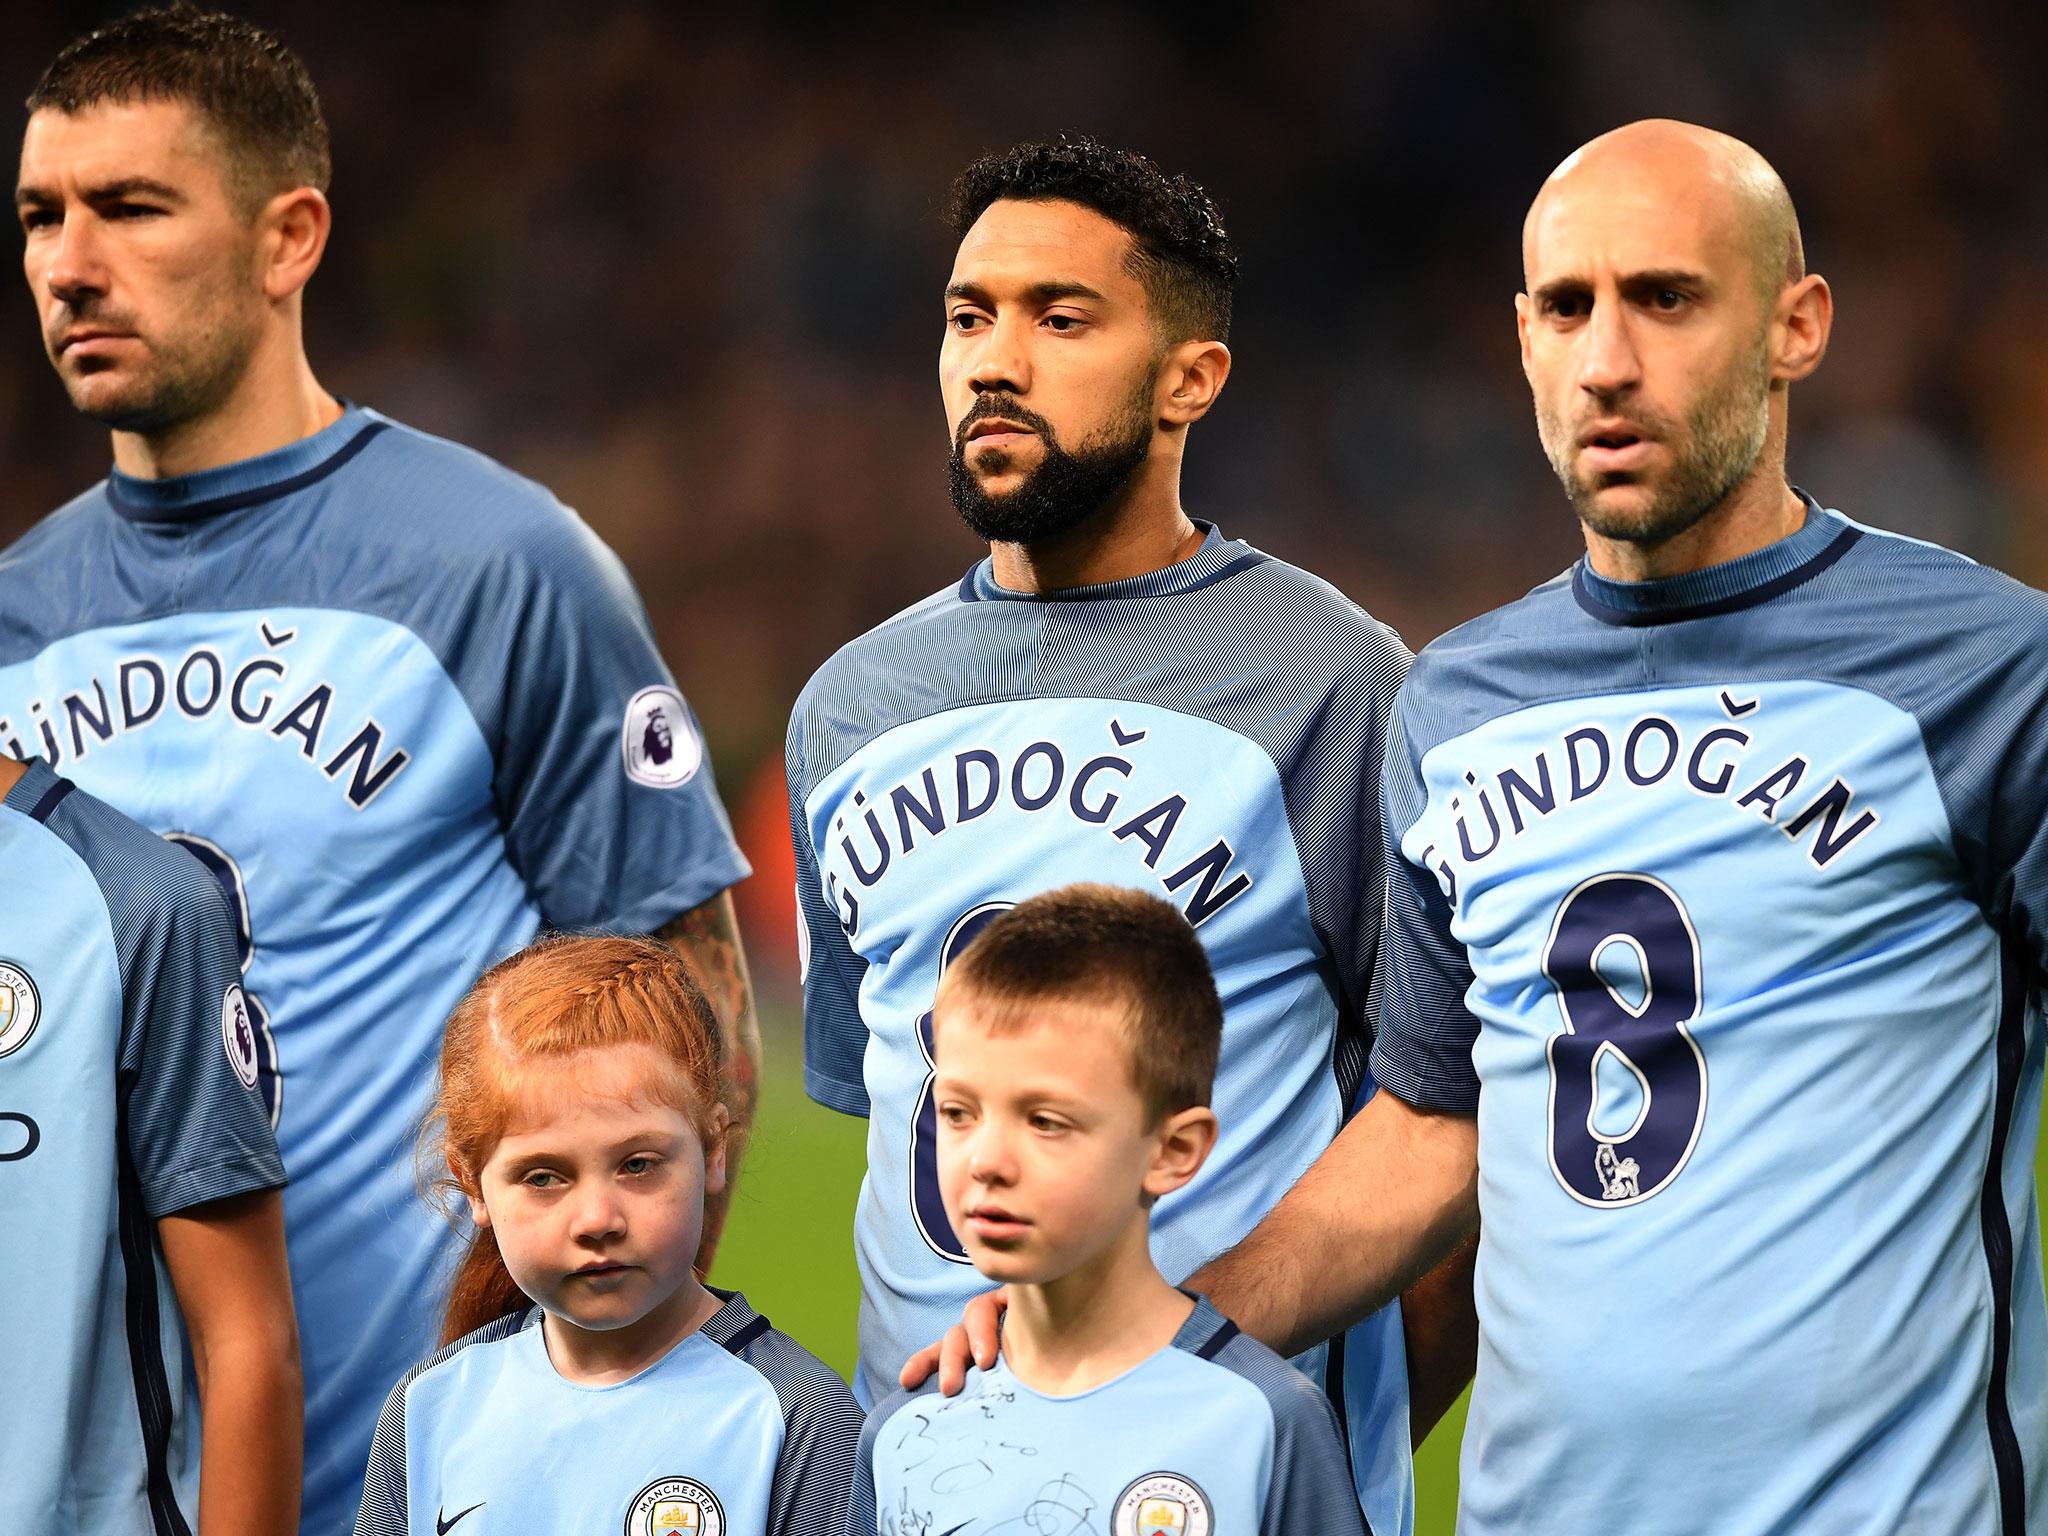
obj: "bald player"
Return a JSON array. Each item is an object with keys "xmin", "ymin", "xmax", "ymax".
[{"xmin": 1125, "ymin": 119, "xmax": 2048, "ymax": 1532}]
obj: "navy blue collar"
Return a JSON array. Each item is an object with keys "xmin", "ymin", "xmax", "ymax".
[
  {"xmin": 959, "ymin": 520, "xmax": 1268, "ymax": 603},
  {"xmin": 1572, "ymin": 494, "xmax": 1861, "ymax": 627},
  {"xmin": 105, "ymin": 406, "xmax": 389, "ymax": 524}
]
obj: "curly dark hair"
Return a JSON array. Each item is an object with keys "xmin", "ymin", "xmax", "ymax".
[
  {"xmin": 946, "ymin": 136, "xmax": 1237, "ymax": 344},
  {"xmin": 28, "ymin": 4, "xmax": 329, "ymax": 207}
]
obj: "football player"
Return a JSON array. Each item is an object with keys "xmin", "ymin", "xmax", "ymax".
[
  {"xmin": 789, "ymin": 136, "xmax": 1474, "ymax": 1535},
  {"xmin": 1180, "ymin": 119, "xmax": 2048, "ymax": 1535},
  {"xmin": 2, "ymin": 11, "xmax": 755, "ymax": 1532}
]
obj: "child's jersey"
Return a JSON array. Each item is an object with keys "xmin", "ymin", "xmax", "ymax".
[
  {"xmin": 788, "ymin": 523, "xmax": 1413, "ymax": 1533},
  {"xmin": 355, "ymin": 1289, "xmax": 861, "ymax": 1536},
  {"xmin": 0, "ymin": 758, "xmax": 285, "ymax": 1536},
  {"xmin": 855, "ymin": 1295, "xmax": 1366, "ymax": 1535},
  {"xmin": 1372, "ymin": 503, "xmax": 2048, "ymax": 1534},
  {"xmin": 0, "ymin": 406, "xmax": 749, "ymax": 1535}
]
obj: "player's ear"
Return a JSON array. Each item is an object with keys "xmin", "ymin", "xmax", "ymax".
[
  {"xmin": 700, "ymin": 1101, "xmax": 731, "ymax": 1197},
  {"xmin": 1143, "ymin": 1105, "xmax": 1219, "ymax": 1198},
  {"xmin": 462, "ymin": 1185, "xmax": 492, "ymax": 1231},
  {"xmin": 259, "ymin": 185, "xmax": 331, "ymax": 304},
  {"xmin": 1158, "ymin": 339, "xmax": 1231, "ymax": 429},
  {"xmin": 1771, "ymin": 272, "xmax": 1831, "ymax": 385},
  {"xmin": 1515, "ymin": 291, "xmax": 1536, "ymax": 377}
]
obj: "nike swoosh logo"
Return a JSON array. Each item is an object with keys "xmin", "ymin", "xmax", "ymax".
[{"xmin": 437, "ymin": 1503, "xmax": 484, "ymax": 1534}]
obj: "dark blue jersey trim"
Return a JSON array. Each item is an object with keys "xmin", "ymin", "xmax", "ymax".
[
  {"xmin": 1173, "ymin": 550, "xmax": 1272, "ymax": 596},
  {"xmin": 719, "ymin": 1312, "xmax": 774, "ymax": 1357},
  {"xmin": 1571, "ymin": 525, "xmax": 1862, "ymax": 627},
  {"xmin": 115, "ymin": 1079, "xmax": 195, "ymax": 1536},
  {"xmin": 106, "ymin": 420, "xmax": 390, "ymax": 523},
  {"xmin": 1194, "ymin": 1317, "xmax": 1241, "ymax": 1361},
  {"xmin": 27, "ymin": 776, "xmax": 74, "ymax": 823},
  {"xmin": 1981, "ymin": 941, "xmax": 2028, "ymax": 1535}
]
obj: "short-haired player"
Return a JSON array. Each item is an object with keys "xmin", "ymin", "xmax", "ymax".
[
  {"xmin": 5, "ymin": 13, "xmax": 756, "ymax": 1529},
  {"xmin": 793, "ymin": 138, "xmax": 1470, "ymax": 1536},
  {"xmin": 854, "ymin": 885, "xmax": 1364, "ymax": 1534},
  {"xmin": 356, "ymin": 936, "xmax": 860, "ymax": 1536}
]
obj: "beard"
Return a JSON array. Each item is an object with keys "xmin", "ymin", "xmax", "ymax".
[
  {"xmin": 1537, "ymin": 338, "xmax": 1773, "ymax": 549},
  {"xmin": 52, "ymin": 284, "xmax": 259, "ymax": 438},
  {"xmin": 947, "ymin": 379, "xmax": 1155, "ymax": 546}
]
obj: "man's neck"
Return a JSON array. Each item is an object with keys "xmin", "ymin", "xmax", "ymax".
[
  {"xmin": 110, "ymin": 338, "xmax": 341, "ymax": 481},
  {"xmin": 987, "ymin": 463, "xmax": 1204, "ymax": 593},
  {"xmin": 1583, "ymin": 474, "xmax": 1806, "ymax": 584},
  {"xmin": 0, "ymin": 756, "xmax": 25, "ymax": 800},
  {"xmin": 999, "ymin": 1219, "xmax": 1195, "ymax": 1396}
]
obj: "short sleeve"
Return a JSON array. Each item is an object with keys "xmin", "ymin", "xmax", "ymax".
[
  {"xmin": 1915, "ymin": 588, "xmax": 2048, "ymax": 984},
  {"xmin": 788, "ymin": 715, "xmax": 871, "ymax": 1117},
  {"xmin": 491, "ymin": 513, "xmax": 749, "ymax": 932},
  {"xmin": 1261, "ymin": 1371, "xmax": 1371, "ymax": 1533},
  {"xmin": 354, "ymin": 1375, "xmax": 411, "ymax": 1536},
  {"xmin": 1278, "ymin": 619, "xmax": 1411, "ymax": 1047},
  {"xmin": 1368, "ymin": 694, "xmax": 1482, "ymax": 1113},
  {"xmin": 102, "ymin": 832, "xmax": 285, "ymax": 1218},
  {"xmin": 850, "ymin": 1408, "xmax": 884, "ymax": 1535},
  {"xmin": 1209, "ymin": 1331, "xmax": 1368, "ymax": 1533},
  {"xmin": 756, "ymin": 1336, "xmax": 863, "ymax": 1536}
]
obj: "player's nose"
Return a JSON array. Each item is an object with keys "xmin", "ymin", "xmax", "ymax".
[
  {"xmin": 42, "ymin": 212, "xmax": 109, "ymax": 310},
  {"xmin": 968, "ymin": 313, "xmax": 1029, "ymax": 396},
  {"xmin": 1575, "ymin": 295, "xmax": 1641, "ymax": 399}
]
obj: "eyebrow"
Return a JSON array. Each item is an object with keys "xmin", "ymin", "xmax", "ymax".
[
  {"xmin": 944, "ymin": 278, "xmax": 1109, "ymax": 306},
  {"xmin": 15, "ymin": 175, "xmax": 187, "ymax": 209},
  {"xmin": 1530, "ymin": 267, "xmax": 1711, "ymax": 306}
]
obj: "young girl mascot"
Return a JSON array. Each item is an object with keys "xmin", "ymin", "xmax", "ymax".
[{"xmin": 355, "ymin": 935, "xmax": 860, "ymax": 1536}]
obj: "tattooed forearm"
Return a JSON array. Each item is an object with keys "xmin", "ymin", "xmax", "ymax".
[{"xmin": 657, "ymin": 889, "xmax": 760, "ymax": 1269}]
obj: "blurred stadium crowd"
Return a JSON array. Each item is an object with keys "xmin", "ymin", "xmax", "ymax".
[{"xmin": 3, "ymin": 0, "xmax": 2042, "ymax": 984}]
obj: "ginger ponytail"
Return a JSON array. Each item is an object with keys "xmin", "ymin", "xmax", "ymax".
[{"xmin": 423, "ymin": 934, "xmax": 725, "ymax": 1345}]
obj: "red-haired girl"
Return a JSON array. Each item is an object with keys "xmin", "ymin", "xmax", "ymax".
[{"xmin": 354, "ymin": 936, "xmax": 859, "ymax": 1536}]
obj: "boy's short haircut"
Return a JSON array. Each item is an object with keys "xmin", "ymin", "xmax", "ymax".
[
  {"xmin": 28, "ymin": 4, "xmax": 331, "ymax": 208},
  {"xmin": 936, "ymin": 883, "xmax": 1222, "ymax": 1124}
]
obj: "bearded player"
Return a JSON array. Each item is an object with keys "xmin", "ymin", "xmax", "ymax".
[
  {"xmin": 2, "ymin": 11, "xmax": 756, "ymax": 1532},
  {"xmin": 787, "ymin": 137, "xmax": 1475, "ymax": 1536}
]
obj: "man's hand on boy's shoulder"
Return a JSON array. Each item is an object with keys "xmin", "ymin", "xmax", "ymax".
[{"xmin": 899, "ymin": 1288, "xmax": 1009, "ymax": 1395}]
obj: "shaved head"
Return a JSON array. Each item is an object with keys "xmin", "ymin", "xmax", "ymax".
[
  {"xmin": 1526, "ymin": 119, "xmax": 1803, "ymax": 305},
  {"xmin": 1515, "ymin": 118, "xmax": 1833, "ymax": 579}
]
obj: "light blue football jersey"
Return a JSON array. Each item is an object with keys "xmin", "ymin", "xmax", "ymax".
[
  {"xmin": 787, "ymin": 524, "xmax": 1414, "ymax": 1533},
  {"xmin": 855, "ymin": 1295, "xmax": 1365, "ymax": 1535},
  {"xmin": 1372, "ymin": 500, "xmax": 2048, "ymax": 1535},
  {"xmin": 354, "ymin": 1290, "xmax": 862, "ymax": 1536},
  {"xmin": 0, "ymin": 758, "xmax": 285, "ymax": 1536},
  {"xmin": 0, "ymin": 408, "xmax": 750, "ymax": 1536}
]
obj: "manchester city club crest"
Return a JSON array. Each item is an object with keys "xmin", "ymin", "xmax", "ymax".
[
  {"xmin": 221, "ymin": 984, "xmax": 261, "ymax": 1091},
  {"xmin": 624, "ymin": 1477, "xmax": 724, "ymax": 1536},
  {"xmin": 1114, "ymin": 1472, "xmax": 1214, "ymax": 1536},
  {"xmin": 621, "ymin": 686, "xmax": 704, "ymax": 789},
  {"xmin": 0, "ymin": 961, "xmax": 40, "ymax": 1058}
]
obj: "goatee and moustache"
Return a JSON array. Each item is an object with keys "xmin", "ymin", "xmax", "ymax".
[
  {"xmin": 1536, "ymin": 337, "xmax": 1773, "ymax": 548},
  {"xmin": 948, "ymin": 382, "xmax": 1155, "ymax": 546}
]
